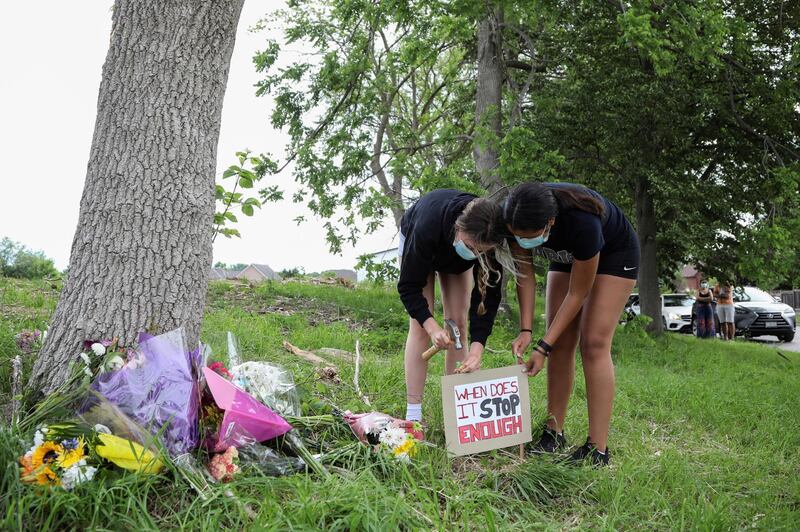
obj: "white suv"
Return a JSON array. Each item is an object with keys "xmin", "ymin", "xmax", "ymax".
[{"xmin": 625, "ymin": 294, "xmax": 695, "ymax": 333}]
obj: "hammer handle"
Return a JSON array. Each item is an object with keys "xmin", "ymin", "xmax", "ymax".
[{"xmin": 421, "ymin": 344, "xmax": 441, "ymax": 361}]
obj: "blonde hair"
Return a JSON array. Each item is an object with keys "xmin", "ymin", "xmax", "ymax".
[{"xmin": 455, "ymin": 198, "xmax": 520, "ymax": 314}]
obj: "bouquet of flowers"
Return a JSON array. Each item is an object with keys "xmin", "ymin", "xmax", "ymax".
[
  {"xmin": 342, "ymin": 411, "xmax": 422, "ymax": 463},
  {"xmin": 19, "ymin": 426, "xmax": 97, "ymax": 490}
]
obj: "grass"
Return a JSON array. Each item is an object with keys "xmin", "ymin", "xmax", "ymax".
[{"xmin": 1, "ymin": 276, "xmax": 799, "ymax": 530}]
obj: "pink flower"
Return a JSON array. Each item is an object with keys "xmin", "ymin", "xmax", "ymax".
[{"xmin": 208, "ymin": 446, "xmax": 239, "ymax": 482}]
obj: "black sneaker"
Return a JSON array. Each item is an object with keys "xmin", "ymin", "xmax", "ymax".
[
  {"xmin": 527, "ymin": 425, "xmax": 567, "ymax": 455},
  {"xmin": 564, "ymin": 438, "xmax": 610, "ymax": 467}
]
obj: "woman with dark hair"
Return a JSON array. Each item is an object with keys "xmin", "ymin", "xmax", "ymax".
[
  {"xmin": 397, "ymin": 189, "xmax": 517, "ymax": 433},
  {"xmin": 501, "ymin": 182, "xmax": 639, "ymax": 466},
  {"xmin": 695, "ymin": 281, "xmax": 716, "ymax": 339}
]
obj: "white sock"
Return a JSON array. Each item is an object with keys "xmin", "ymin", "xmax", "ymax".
[{"xmin": 406, "ymin": 403, "xmax": 422, "ymax": 421}]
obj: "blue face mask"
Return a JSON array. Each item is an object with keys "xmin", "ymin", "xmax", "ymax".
[
  {"xmin": 453, "ymin": 240, "xmax": 477, "ymax": 261},
  {"xmin": 514, "ymin": 226, "xmax": 550, "ymax": 250}
]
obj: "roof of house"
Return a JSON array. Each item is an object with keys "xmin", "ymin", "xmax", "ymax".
[
  {"xmin": 240, "ymin": 264, "xmax": 281, "ymax": 280},
  {"xmin": 210, "ymin": 267, "xmax": 240, "ymax": 280},
  {"xmin": 327, "ymin": 269, "xmax": 357, "ymax": 281}
]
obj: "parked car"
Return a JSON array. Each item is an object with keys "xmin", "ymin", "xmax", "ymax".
[
  {"xmin": 623, "ymin": 294, "xmax": 694, "ymax": 333},
  {"xmin": 690, "ymin": 286, "xmax": 796, "ymax": 342}
]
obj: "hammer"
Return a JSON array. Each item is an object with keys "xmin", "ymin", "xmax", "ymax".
[{"xmin": 421, "ymin": 319, "xmax": 463, "ymax": 361}]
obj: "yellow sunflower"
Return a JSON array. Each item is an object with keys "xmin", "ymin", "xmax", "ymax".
[
  {"xmin": 31, "ymin": 441, "xmax": 64, "ymax": 469},
  {"xmin": 58, "ymin": 438, "xmax": 86, "ymax": 469},
  {"xmin": 35, "ymin": 466, "xmax": 60, "ymax": 486}
]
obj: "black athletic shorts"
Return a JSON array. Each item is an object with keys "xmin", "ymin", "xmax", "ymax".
[{"xmin": 548, "ymin": 234, "xmax": 640, "ymax": 280}]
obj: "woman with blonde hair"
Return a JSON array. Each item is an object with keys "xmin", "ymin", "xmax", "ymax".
[{"xmin": 397, "ymin": 189, "xmax": 516, "ymax": 434}]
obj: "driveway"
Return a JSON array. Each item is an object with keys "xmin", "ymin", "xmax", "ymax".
[{"xmin": 751, "ymin": 329, "xmax": 800, "ymax": 352}]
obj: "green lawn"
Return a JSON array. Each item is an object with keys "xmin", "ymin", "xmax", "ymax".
[{"xmin": 1, "ymin": 276, "xmax": 798, "ymax": 530}]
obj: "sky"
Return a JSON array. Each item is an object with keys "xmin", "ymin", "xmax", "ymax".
[{"xmin": 0, "ymin": 0, "xmax": 397, "ymax": 272}]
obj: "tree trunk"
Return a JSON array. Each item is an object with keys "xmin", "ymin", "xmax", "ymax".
[
  {"xmin": 30, "ymin": 0, "xmax": 245, "ymax": 393},
  {"xmin": 635, "ymin": 174, "xmax": 663, "ymax": 334},
  {"xmin": 473, "ymin": 8, "xmax": 504, "ymax": 195}
]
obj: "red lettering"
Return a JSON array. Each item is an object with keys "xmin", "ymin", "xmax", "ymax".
[
  {"xmin": 456, "ymin": 384, "xmax": 488, "ymax": 401},
  {"xmin": 456, "ymin": 402, "xmax": 476, "ymax": 420},
  {"xmin": 458, "ymin": 415, "xmax": 524, "ymax": 444}
]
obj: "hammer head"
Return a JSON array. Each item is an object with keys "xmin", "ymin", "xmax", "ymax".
[{"xmin": 443, "ymin": 319, "xmax": 463, "ymax": 350}]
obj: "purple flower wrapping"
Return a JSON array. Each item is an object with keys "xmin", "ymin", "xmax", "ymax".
[{"xmin": 91, "ymin": 328, "xmax": 199, "ymax": 456}]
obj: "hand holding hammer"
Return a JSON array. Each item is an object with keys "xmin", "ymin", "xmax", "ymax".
[{"xmin": 421, "ymin": 319, "xmax": 463, "ymax": 361}]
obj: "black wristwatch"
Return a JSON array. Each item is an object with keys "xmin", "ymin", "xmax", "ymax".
[{"xmin": 535, "ymin": 338, "xmax": 553, "ymax": 357}]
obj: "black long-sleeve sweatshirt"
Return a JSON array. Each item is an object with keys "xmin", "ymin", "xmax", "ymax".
[{"xmin": 397, "ymin": 189, "xmax": 502, "ymax": 346}]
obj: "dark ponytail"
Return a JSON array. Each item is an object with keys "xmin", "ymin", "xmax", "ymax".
[{"xmin": 503, "ymin": 182, "xmax": 604, "ymax": 231}]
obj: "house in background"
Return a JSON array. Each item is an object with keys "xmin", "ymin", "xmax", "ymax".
[
  {"xmin": 678, "ymin": 265, "xmax": 703, "ymax": 292},
  {"xmin": 356, "ymin": 247, "xmax": 398, "ymax": 282},
  {"xmin": 209, "ymin": 267, "xmax": 240, "ymax": 281},
  {"xmin": 326, "ymin": 269, "xmax": 358, "ymax": 283},
  {"xmin": 237, "ymin": 264, "xmax": 281, "ymax": 282}
]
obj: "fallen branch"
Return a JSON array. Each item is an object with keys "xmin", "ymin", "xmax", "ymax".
[
  {"xmin": 316, "ymin": 348, "xmax": 355, "ymax": 362},
  {"xmin": 282, "ymin": 341, "xmax": 333, "ymax": 367},
  {"xmin": 354, "ymin": 340, "xmax": 370, "ymax": 406}
]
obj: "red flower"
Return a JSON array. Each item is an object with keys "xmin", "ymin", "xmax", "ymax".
[{"xmin": 208, "ymin": 361, "xmax": 233, "ymax": 379}]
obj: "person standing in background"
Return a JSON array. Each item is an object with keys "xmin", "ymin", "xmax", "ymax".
[
  {"xmin": 715, "ymin": 281, "xmax": 735, "ymax": 340},
  {"xmin": 695, "ymin": 281, "xmax": 716, "ymax": 339}
]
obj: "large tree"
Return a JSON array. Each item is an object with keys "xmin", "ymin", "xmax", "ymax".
[
  {"xmin": 31, "ymin": 0, "xmax": 245, "ymax": 393},
  {"xmin": 515, "ymin": 0, "xmax": 799, "ymax": 331}
]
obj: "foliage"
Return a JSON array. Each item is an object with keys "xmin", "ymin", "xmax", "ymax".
[
  {"xmin": 214, "ymin": 151, "xmax": 281, "ymax": 241},
  {"xmin": 0, "ymin": 238, "xmax": 58, "ymax": 279},
  {"xmin": 278, "ymin": 267, "xmax": 306, "ymax": 279},
  {"xmin": 253, "ymin": 0, "xmax": 483, "ymax": 253},
  {"xmin": 354, "ymin": 254, "xmax": 399, "ymax": 284},
  {"xmin": 214, "ymin": 262, "xmax": 249, "ymax": 272}
]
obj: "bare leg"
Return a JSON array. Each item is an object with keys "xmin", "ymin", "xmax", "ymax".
[
  {"xmin": 544, "ymin": 272, "xmax": 582, "ymax": 433},
  {"xmin": 404, "ymin": 271, "xmax": 435, "ymax": 406},
  {"xmin": 439, "ymin": 269, "xmax": 473, "ymax": 375},
  {"xmin": 579, "ymin": 274, "xmax": 636, "ymax": 452}
]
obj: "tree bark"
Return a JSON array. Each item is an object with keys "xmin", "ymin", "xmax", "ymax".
[
  {"xmin": 473, "ymin": 8, "xmax": 504, "ymax": 195},
  {"xmin": 635, "ymin": 174, "xmax": 663, "ymax": 334},
  {"xmin": 30, "ymin": 0, "xmax": 245, "ymax": 393}
]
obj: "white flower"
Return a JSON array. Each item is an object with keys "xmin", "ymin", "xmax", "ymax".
[
  {"xmin": 80, "ymin": 352, "xmax": 91, "ymax": 366},
  {"xmin": 61, "ymin": 464, "xmax": 97, "ymax": 490},
  {"xmin": 93, "ymin": 424, "xmax": 111, "ymax": 434},
  {"xmin": 33, "ymin": 429, "xmax": 45, "ymax": 448},
  {"xmin": 104, "ymin": 355, "xmax": 124, "ymax": 372},
  {"xmin": 395, "ymin": 452, "xmax": 411, "ymax": 464},
  {"xmin": 379, "ymin": 427, "xmax": 407, "ymax": 449},
  {"xmin": 91, "ymin": 343, "xmax": 106, "ymax": 357},
  {"xmin": 83, "ymin": 367, "xmax": 93, "ymax": 378}
]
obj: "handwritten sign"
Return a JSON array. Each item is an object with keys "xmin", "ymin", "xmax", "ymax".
[{"xmin": 441, "ymin": 365, "xmax": 531, "ymax": 456}]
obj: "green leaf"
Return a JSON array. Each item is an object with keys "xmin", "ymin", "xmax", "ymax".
[{"xmin": 241, "ymin": 204, "xmax": 254, "ymax": 216}]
